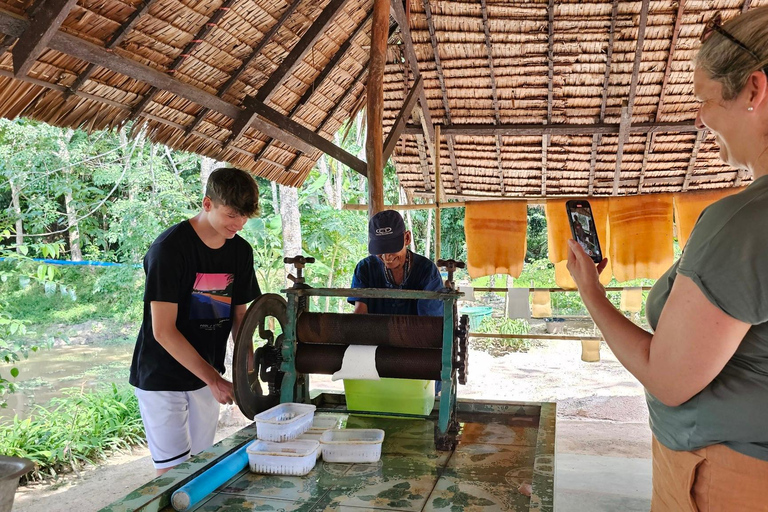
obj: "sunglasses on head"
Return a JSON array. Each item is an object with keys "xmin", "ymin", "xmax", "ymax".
[{"xmin": 701, "ymin": 12, "xmax": 762, "ymax": 63}]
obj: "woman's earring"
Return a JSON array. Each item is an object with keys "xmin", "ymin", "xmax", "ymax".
[{"xmin": 748, "ymin": 107, "xmax": 754, "ymax": 111}]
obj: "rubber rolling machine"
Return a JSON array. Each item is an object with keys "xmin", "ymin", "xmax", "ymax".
[{"xmin": 232, "ymin": 256, "xmax": 470, "ymax": 450}]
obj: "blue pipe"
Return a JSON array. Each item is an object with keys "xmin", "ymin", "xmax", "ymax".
[
  {"xmin": 0, "ymin": 257, "xmax": 137, "ymax": 268},
  {"xmin": 170, "ymin": 443, "xmax": 250, "ymax": 511}
]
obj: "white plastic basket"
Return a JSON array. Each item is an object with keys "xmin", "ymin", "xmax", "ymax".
[
  {"xmin": 297, "ymin": 431, "xmax": 324, "ymax": 459},
  {"xmin": 254, "ymin": 403, "xmax": 316, "ymax": 442},
  {"xmin": 246, "ymin": 439, "xmax": 319, "ymax": 476},
  {"xmin": 308, "ymin": 415, "xmax": 343, "ymax": 433},
  {"xmin": 320, "ymin": 429, "xmax": 385, "ymax": 463}
]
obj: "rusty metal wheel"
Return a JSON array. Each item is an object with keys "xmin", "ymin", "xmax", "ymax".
[{"xmin": 232, "ymin": 294, "xmax": 287, "ymax": 419}]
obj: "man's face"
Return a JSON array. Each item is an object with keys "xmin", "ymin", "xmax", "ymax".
[
  {"xmin": 377, "ymin": 231, "xmax": 412, "ymax": 271},
  {"xmin": 204, "ymin": 196, "xmax": 248, "ymax": 239}
]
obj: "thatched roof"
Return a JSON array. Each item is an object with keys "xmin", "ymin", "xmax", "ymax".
[{"xmin": 0, "ymin": 0, "xmax": 761, "ymax": 197}]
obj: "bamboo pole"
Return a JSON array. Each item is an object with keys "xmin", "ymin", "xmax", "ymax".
[
  {"xmin": 343, "ymin": 202, "xmax": 466, "ymax": 211},
  {"xmin": 366, "ymin": 0, "xmax": 388, "ymax": 218},
  {"xmin": 434, "ymin": 124, "xmax": 441, "ymax": 263},
  {"xmin": 468, "ymin": 333, "xmax": 603, "ymax": 341}
]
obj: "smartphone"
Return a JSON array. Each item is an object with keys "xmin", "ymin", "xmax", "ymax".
[{"xmin": 565, "ymin": 200, "xmax": 603, "ymax": 263}]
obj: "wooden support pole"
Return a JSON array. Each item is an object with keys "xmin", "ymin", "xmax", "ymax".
[
  {"xmin": 12, "ymin": 0, "xmax": 77, "ymax": 77},
  {"xmin": 682, "ymin": 131, "xmax": 705, "ymax": 191},
  {"xmin": 383, "ymin": 75, "xmax": 422, "ymax": 163},
  {"xmin": 434, "ymin": 124, "xmax": 442, "ymax": 263},
  {"xmin": 367, "ymin": 0, "xmax": 388, "ymax": 218}
]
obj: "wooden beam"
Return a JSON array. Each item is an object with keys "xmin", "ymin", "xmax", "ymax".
[
  {"xmin": 682, "ymin": 130, "xmax": 705, "ymax": 191},
  {"xmin": 367, "ymin": 0, "xmax": 389, "ymax": 217},
  {"xmin": 542, "ymin": 0, "xmax": 554, "ymax": 197},
  {"xmin": 391, "ymin": 0, "xmax": 435, "ymax": 159},
  {"xmin": 255, "ymin": 0, "xmax": 348, "ymax": 104},
  {"xmin": 244, "ymin": 97, "xmax": 367, "ymax": 176},
  {"xmin": 12, "ymin": 0, "xmax": 77, "ymax": 77},
  {"xmin": 434, "ymin": 123, "xmax": 441, "ymax": 263},
  {"xmin": 421, "ymin": 0, "xmax": 460, "ymax": 193},
  {"xmin": 415, "ymin": 134, "xmax": 432, "ymax": 190},
  {"xmin": 480, "ymin": 0, "xmax": 503, "ymax": 195},
  {"xmin": 402, "ymin": 121, "xmax": 697, "ymax": 136},
  {"xmin": 612, "ymin": 101, "xmax": 631, "ymax": 195},
  {"xmin": 185, "ymin": 0, "xmax": 302, "ymax": 135},
  {"xmin": 637, "ymin": 135, "xmax": 651, "ymax": 194},
  {"xmin": 541, "ymin": 135, "xmax": 549, "ymax": 196},
  {"xmin": 67, "ymin": 0, "xmax": 159, "ymax": 95},
  {"xmin": 383, "ymin": 75, "xmax": 422, "ymax": 163},
  {"xmin": 589, "ymin": 0, "xmax": 619, "ymax": 196},
  {"xmin": 128, "ymin": 0, "xmax": 240, "ymax": 122},
  {"xmin": 252, "ymin": 10, "xmax": 372, "ymax": 164},
  {"xmin": 612, "ymin": 0, "xmax": 649, "ymax": 195},
  {"xmin": 650, "ymin": 0, "xmax": 685, "ymax": 149}
]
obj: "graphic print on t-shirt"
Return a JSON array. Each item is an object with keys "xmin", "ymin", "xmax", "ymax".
[{"xmin": 190, "ymin": 273, "xmax": 233, "ymax": 321}]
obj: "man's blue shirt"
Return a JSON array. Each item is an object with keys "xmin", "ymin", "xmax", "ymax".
[{"xmin": 348, "ymin": 252, "xmax": 444, "ymax": 316}]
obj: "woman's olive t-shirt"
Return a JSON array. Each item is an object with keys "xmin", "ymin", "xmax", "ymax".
[{"xmin": 645, "ymin": 174, "xmax": 768, "ymax": 461}]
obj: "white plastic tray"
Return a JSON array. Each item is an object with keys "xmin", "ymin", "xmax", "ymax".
[
  {"xmin": 254, "ymin": 403, "xmax": 316, "ymax": 442},
  {"xmin": 320, "ymin": 429, "xmax": 385, "ymax": 463},
  {"xmin": 246, "ymin": 439, "xmax": 319, "ymax": 475},
  {"xmin": 308, "ymin": 415, "xmax": 343, "ymax": 433},
  {"xmin": 296, "ymin": 431, "xmax": 324, "ymax": 459}
]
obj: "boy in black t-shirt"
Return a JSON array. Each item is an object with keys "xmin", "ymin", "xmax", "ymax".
[{"xmin": 129, "ymin": 167, "xmax": 261, "ymax": 475}]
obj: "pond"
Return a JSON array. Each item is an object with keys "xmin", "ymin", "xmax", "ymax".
[{"xmin": 3, "ymin": 341, "xmax": 135, "ymax": 422}]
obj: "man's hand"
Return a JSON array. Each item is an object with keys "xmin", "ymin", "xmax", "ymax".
[{"xmin": 208, "ymin": 374, "xmax": 235, "ymax": 405}]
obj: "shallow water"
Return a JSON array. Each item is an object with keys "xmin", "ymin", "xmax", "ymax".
[{"xmin": 2, "ymin": 342, "xmax": 135, "ymax": 422}]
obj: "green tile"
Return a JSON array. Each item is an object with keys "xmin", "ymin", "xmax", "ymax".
[
  {"xmin": 222, "ymin": 468, "xmax": 337, "ymax": 503},
  {"xmin": 424, "ymin": 472, "xmax": 531, "ymax": 512},
  {"xmin": 459, "ymin": 421, "xmax": 538, "ymax": 447},
  {"xmin": 447, "ymin": 444, "xmax": 535, "ymax": 479},
  {"xmin": 191, "ymin": 494, "xmax": 314, "ymax": 512}
]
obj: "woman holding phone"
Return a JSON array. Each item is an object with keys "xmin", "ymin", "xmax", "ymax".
[{"xmin": 567, "ymin": 7, "xmax": 768, "ymax": 511}]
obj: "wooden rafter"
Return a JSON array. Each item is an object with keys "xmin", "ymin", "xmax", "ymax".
[
  {"xmin": 637, "ymin": 135, "xmax": 652, "ymax": 194},
  {"xmin": 415, "ymin": 134, "xmax": 432, "ymax": 190},
  {"xmin": 185, "ymin": 0, "xmax": 302, "ymax": 135},
  {"xmin": 252, "ymin": 10, "xmax": 372, "ymax": 164},
  {"xmin": 12, "ymin": 0, "xmax": 77, "ymax": 77},
  {"xmin": 0, "ymin": 9, "xmax": 367, "ymax": 166},
  {"xmin": 254, "ymin": 0, "xmax": 348, "ymax": 104},
  {"xmin": 682, "ymin": 130, "xmax": 705, "ymax": 191},
  {"xmin": 480, "ymin": 0, "xmax": 503, "ymax": 195},
  {"xmin": 68, "ymin": 0, "xmax": 159, "ymax": 96},
  {"xmin": 281, "ymin": 23, "xmax": 398, "ymax": 175},
  {"xmin": 612, "ymin": 102, "xmax": 631, "ymax": 195},
  {"xmin": 384, "ymin": 75, "xmax": 422, "ymax": 163},
  {"xmin": 542, "ymin": 0, "xmax": 554, "ymax": 196},
  {"xmin": 588, "ymin": 0, "xmax": 619, "ymax": 196},
  {"xmin": 403, "ymin": 121, "xmax": 696, "ymax": 136},
  {"xmin": 128, "ymin": 0, "xmax": 240, "ymax": 123},
  {"xmin": 0, "ymin": 34, "xmax": 14, "ymax": 60},
  {"xmin": 391, "ymin": 0, "xmax": 435, "ymax": 164},
  {"xmin": 650, "ymin": 0, "xmax": 685, "ymax": 150},
  {"xmin": 241, "ymin": 96, "xmax": 367, "ymax": 176},
  {"xmin": 612, "ymin": 0, "xmax": 649, "ymax": 195},
  {"xmin": 421, "ymin": 0, "xmax": 460, "ymax": 193}
]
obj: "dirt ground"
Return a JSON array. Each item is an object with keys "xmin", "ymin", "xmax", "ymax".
[{"xmin": 12, "ymin": 338, "xmax": 651, "ymax": 512}]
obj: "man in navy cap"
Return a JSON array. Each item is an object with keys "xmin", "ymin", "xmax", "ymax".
[{"xmin": 348, "ymin": 209, "xmax": 443, "ymax": 316}]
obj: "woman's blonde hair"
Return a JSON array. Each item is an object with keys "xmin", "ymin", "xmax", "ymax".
[{"xmin": 696, "ymin": 6, "xmax": 768, "ymax": 100}]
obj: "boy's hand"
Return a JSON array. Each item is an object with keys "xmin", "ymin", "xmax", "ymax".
[{"xmin": 209, "ymin": 375, "xmax": 235, "ymax": 405}]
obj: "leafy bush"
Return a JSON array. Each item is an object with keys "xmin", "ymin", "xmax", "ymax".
[
  {"xmin": 0, "ymin": 384, "xmax": 144, "ymax": 482},
  {"xmin": 471, "ymin": 316, "xmax": 535, "ymax": 354}
]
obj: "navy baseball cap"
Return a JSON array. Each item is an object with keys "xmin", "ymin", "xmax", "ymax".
[{"xmin": 368, "ymin": 210, "xmax": 406, "ymax": 255}]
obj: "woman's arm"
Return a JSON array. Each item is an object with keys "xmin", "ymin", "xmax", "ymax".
[{"xmin": 567, "ymin": 240, "xmax": 749, "ymax": 406}]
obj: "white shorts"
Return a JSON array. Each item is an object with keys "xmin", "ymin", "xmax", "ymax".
[{"xmin": 134, "ymin": 387, "xmax": 220, "ymax": 470}]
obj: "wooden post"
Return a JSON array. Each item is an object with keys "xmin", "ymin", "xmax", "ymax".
[
  {"xmin": 434, "ymin": 124, "xmax": 441, "ymax": 263},
  {"xmin": 366, "ymin": 0, "xmax": 388, "ymax": 218}
]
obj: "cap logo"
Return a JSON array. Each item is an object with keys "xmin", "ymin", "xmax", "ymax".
[{"xmin": 375, "ymin": 227, "xmax": 393, "ymax": 235}]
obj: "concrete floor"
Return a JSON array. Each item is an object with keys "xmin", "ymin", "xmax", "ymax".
[{"xmin": 555, "ymin": 453, "xmax": 652, "ymax": 511}]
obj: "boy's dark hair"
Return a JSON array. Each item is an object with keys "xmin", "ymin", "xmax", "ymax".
[{"xmin": 205, "ymin": 167, "xmax": 260, "ymax": 218}]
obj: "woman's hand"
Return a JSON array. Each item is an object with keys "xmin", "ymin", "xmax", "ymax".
[{"xmin": 566, "ymin": 239, "xmax": 609, "ymax": 300}]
